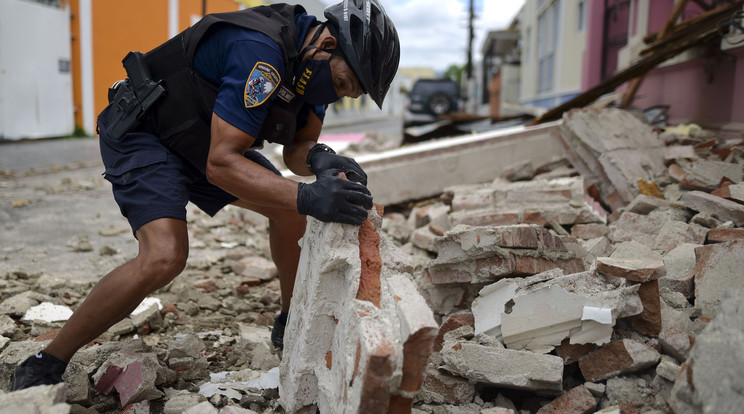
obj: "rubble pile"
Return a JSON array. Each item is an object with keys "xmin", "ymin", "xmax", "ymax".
[{"xmin": 0, "ymin": 107, "xmax": 742, "ymax": 413}]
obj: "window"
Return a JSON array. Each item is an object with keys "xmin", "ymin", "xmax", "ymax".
[
  {"xmin": 577, "ymin": 0, "xmax": 585, "ymax": 32},
  {"xmin": 537, "ymin": 0, "xmax": 560, "ymax": 92}
]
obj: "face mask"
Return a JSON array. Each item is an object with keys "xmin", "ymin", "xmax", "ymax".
[{"xmin": 295, "ymin": 49, "xmax": 340, "ymax": 105}]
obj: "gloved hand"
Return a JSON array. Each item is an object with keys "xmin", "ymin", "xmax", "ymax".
[
  {"xmin": 308, "ymin": 149, "xmax": 368, "ymax": 186},
  {"xmin": 297, "ymin": 169, "xmax": 373, "ymax": 225}
]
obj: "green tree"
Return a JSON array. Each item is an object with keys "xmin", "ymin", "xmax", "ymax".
[{"xmin": 443, "ymin": 64, "xmax": 465, "ymax": 85}]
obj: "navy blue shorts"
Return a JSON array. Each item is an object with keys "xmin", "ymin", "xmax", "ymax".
[{"xmin": 97, "ymin": 108, "xmax": 281, "ymax": 235}]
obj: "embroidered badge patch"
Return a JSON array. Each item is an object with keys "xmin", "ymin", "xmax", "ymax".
[{"xmin": 244, "ymin": 62, "xmax": 281, "ymax": 108}]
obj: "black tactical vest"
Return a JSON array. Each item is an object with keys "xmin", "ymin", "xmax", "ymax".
[{"xmin": 142, "ymin": 4, "xmax": 308, "ymax": 173}]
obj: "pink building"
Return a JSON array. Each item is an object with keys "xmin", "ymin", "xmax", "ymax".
[{"xmin": 583, "ymin": 0, "xmax": 744, "ymax": 136}]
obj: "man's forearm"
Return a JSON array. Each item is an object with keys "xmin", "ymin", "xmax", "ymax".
[{"xmin": 283, "ymin": 139, "xmax": 316, "ymax": 176}]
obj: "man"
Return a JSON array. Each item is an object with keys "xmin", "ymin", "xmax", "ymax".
[{"xmin": 11, "ymin": 0, "xmax": 399, "ymax": 391}]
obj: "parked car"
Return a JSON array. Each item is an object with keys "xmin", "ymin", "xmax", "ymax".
[{"xmin": 404, "ymin": 78, "xmax": 460, "ymax": 126}]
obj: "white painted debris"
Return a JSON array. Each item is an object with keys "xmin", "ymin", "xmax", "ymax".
[
  {"xmin": 131, "ymin": 297, "xmax": 162, "ymax": 316},
  {"xmin": 21, "ymin": 302, "xmax": 73, "ymax": 322},
  {"xmin": 199, "ymin": 367, "xmax": 280, "ymax": 401},
  {"xmin": 472, "ymin": 270, "xmax": 642, "ymax": 352}
]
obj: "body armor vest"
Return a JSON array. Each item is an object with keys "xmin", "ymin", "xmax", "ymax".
[{"xmin": 142, "ymin": 4, "xmax": 308, "ymax": 173}]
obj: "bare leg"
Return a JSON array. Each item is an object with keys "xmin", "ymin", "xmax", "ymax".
[
  {"xmin": 44, "ymin": 218, "xmax": 189, "ymax": 362},
  {"xmin": 233, "ymin": 201, "xmax": 306, "ymax": 313}
]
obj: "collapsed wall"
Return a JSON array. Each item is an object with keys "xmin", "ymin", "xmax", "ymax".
[{"xmin": 279, "ymin": 206, "xmax": 438, "ymax": 414}]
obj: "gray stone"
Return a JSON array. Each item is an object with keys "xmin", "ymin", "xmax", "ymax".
[
  {"xmin": 603, "ymin": 376, "xmax": 658, "ymax": 411},
  {"xmin": 677, "ymin": 159, "xmax": 743, "ymax": 190},
  {"xmin": 656, "ymin": 355, "xmax": 681, "ymax": 382}
]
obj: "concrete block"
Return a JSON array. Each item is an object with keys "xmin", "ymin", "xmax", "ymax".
[
  {"xmin": 607, "ymin": 212, "xmax": 663, "ymax": 248},
  {"xmin": 559, "ymin": 108, "xmax": 667, "ymax": 211},
  {"xmin": 570, "ymin": 223, "xmax": 608, "ymax": 240},
  {"xmin": 419, "ymin": 365, "xmax": 475, "ymax": 405},
  {"xmin": 441, "ymin": 341, "xmax": 563, "ymax": 392},
  {"xmin": 0, "ymin": 291, "xmax": 50, "ymax": 318},
  {"xmin": 578, "ymin": 339, "xmax": 661, "ymax": 382},
  {"xmin": 676, "ymin": 159, "xmax": 743, "ymax": 191},
  {"xmin": 535, "ymin": 385, "xmax": 597, "ymax": 414},
  {"xmin": 652, "ymin": 220, "xmax": 707, "ymax": 253},
  {"xmin": 0, "ymin": 315, "xmax": 16, "ymax": 337},
  {"xmin": 669, "ymin": 289, "xmax": 744, "ymax": 414},
  {"xmin": 92, "ymin": 351, "xmax": 164, "ymax": 406},
  {"xmin": 693, "ymin": 240, "xmax": 744, "ymax": 316},
  {"xmin": 279, "ymin": 208, "xmax": 437, "ymax": 414},
  {"xmin": 660, "ymin": 243, "xmax": 699, "ymax": 299},
  {"xmin": 680, "ymin": 191, "xmax": 744, "ymax": 226},
  {"xmin": 659, "ymin": 305, "xmax": 694, "ymax": 361}
]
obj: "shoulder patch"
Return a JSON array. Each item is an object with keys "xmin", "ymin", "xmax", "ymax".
[{"xmin": 244, "ymin": 62, "xmax": 281, "ymax": 108}]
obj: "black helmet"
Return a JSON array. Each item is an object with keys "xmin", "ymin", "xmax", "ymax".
[{"xmin": 324, "ymin": 0, "xmax": 400, "ymax": 108}]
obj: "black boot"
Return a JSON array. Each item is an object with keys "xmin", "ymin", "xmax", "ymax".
[
  {"xmin": 11, "ymin": 351, "xmax": 68, "ymax": 391},
  {"xmin": 271, "ymin": 312, "xmax": 289, "ymax": 349}
]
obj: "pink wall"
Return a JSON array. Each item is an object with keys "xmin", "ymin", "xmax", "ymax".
[{"xmin": 582, "ymin": 0, "xmax": 606, "ymax": 91}]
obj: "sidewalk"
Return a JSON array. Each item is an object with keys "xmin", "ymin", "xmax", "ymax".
[{"xmin": 0, "ymin": 110, "xmax": 398, "ymax": 175}]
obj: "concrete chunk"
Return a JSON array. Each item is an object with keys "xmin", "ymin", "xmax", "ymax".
[
  {"xmin": 441, "ymin": 341, "xmax": 563, "ymax": 392},
  {"xmin": 693, "ymin": 239, "xmax": 744, "ymax": 316},
  {"xmin": 680, "ymin": 191, "xmax": 744, "ymax": 226},
  {"xmin": 279, "ymin": 208, "xmax": 437, "ymax": 414}
]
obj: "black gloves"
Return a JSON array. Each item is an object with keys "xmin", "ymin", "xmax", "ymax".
[
  {"xmin": 297, "ymin": 169, "xmax": 373, "ymax": 225},
  {"xmin": 307, "ymin": 143, "xmax": 368, "ymax": 185}
]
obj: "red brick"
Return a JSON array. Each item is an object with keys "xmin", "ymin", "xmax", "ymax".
[
  {"xmin": 357, "ymin": 219, "xmax": 382, "ymax": 307},
  {"xmin": 596, "ymin": 257, "xmax": 665, "ymax": 282},
  {"xmin": 630, "ymin": 280, "xmax": 662, "ymax": 337},
  {"xmin": 434, "ymin": 312, "xmax": 474, "ymax": 352},
  {"xmin": 555, "ymin": 338, "xmax": 596, "ymax": 365},
  {"xmin": 536, "ymin": 385, "xmax": 597, "ymax": 414},
  {"xmin": 706, "ymin": 227, "xmax": 744, "ymax": 243},
  {"xmin": 578, "ymin": 339, "xmax": 660, "ymax": 382}
]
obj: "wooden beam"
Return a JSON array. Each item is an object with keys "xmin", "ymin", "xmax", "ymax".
[
  {"xmin": 620, "ymin": 0, "xmax": 690, "ymax": 107},
  {"xmin": 530, "ymin": 27, "xmax": 720, "ymax": 125}
]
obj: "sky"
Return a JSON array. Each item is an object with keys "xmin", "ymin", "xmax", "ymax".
[{"xmin": 321, "ymin": 0, "xmax": 525, "ymax": 74}]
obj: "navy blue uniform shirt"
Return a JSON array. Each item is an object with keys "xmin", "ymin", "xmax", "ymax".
[{"xmin": 192, "ymin": 12, "xmax": 326, "ymax": 147}]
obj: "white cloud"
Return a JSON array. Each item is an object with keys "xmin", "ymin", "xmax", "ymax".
[{"xmin": 320, "ymin": 0, "xmax": 525, "ymax": 73}]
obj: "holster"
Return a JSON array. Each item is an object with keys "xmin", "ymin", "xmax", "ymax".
[{"xmin": 104, "ymin": 52, "xmax": 166, "ymax": 140}]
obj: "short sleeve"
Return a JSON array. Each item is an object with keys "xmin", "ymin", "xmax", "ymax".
[{"xmin": 208, "ymin": 36, "xmax": 285, "ymax": 138}]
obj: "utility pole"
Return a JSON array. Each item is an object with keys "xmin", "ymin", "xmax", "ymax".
[
  {"xmin": 466, "ymin": 0, "xmax": 476, "ymax": 113},
  {"xmin": 467, "ymin": 0, "xmax": 474, "ymax": 80}
]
